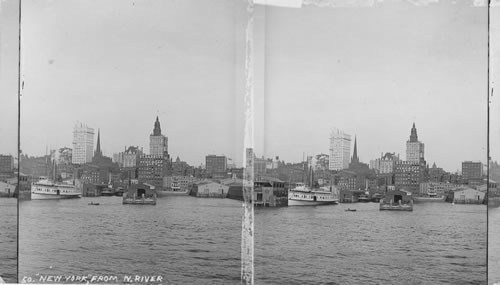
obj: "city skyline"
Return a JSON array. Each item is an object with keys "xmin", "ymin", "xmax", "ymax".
[
  {"xmin": 18, "ymin": 118, "xmax": 483, "ymax": 174},
  {"xmin": 0, "ymin": 0, "xmax": 493, "ymax": 173}
]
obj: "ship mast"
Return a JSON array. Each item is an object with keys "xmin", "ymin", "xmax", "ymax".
[
  {"xmin": 51, "ymin": 148, "xmax": 56, "ymax": 182},
  {"xmin": 45, "ymin": 145, "xmax": 49, "ymax": 179},
  {"xmin": 53, "ymin": 158, "xmax": 57, "ymax": 182},
  {"xmin": 309, "ymin": 163, "xmax": 314, "ymax": 188},
  {"xmin": 302, "ymin": 152, "xmax": 305, "ymax": 184}
]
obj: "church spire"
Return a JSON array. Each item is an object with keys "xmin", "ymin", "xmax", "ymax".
[
  {"xmin": 351, "ymin": 136, "xmax": 359, "ymax": 164},
  {"xmin": 409, "ymin": 122, "xmax": 418, "ymax": 142},
  {"xmin": 94, "ymin": 129, "xmax": 102, "ymax": 158},
  {"xmin": 153, "ymin": 116, "xmax": 162, "ymax": 136}
]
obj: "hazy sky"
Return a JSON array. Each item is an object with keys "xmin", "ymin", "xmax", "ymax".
[
  {"xmin": 15, "ymin": 0, "xmax": 248, "ymax": 166},
  {"xmin": 0, "ymin": 0, "xmax": 494, "ymax": 171},
  {"xmin": 0, "ymin": 0, "xmax": 19, "ymax": 157},
  {"xmin": 491, "ymin": 6, "xmax": 500, "ymax": 165},
  {"xmin": 255, "ymin": 1, "xmax": 488, "ymax": 172}
]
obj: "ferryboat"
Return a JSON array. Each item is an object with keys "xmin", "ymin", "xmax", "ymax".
[
  {"xmin": 30, "ymin": 159, "xmax": 81, "ymax": 200},
  {"xmin": 413, "ymin": 191, "xmax": 445, "ymax": 203},
  {"xmin": 288, "ymin": 183, "xmax": 339, "ymax": 206},
  {"xmin": 31, "ymin": 179, "xmax": 82, "ymax": 200},
  {"xmin": 156, "ymin": 188, "xmax": 189, "ymax": 197},
  {"xmin": 288, "ymin": 166, "xmax": 338, "ymax": 206},
  {"xmin": 157, "ymin": 178, "xmax": 191, "ymax": 197}
]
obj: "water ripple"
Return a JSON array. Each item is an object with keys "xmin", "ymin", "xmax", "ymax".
[
  {"xmin": 0, "ymin": 199, "xmax": 17, "ymax": 283},
  {"xmin": 18, "ymin": 197, "xmax": 487, "ymax": 284}
]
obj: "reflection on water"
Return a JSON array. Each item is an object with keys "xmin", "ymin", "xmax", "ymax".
[{"xmin": 0, "ymin": 199, "xmax": 17, "ymax": 284}]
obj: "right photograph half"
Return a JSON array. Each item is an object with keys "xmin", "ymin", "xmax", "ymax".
[
  {"xmin": 489, "ymin": 2, "xmax": 500, "ymax": 285},
  {"xmin": 250, "ymin": 1, "xmax": 488, "ymax": 284}
]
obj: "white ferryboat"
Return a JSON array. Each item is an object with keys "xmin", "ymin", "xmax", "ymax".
[
  {"xmin": 288, "ymin": 182, "xmax": 339, "ymax": 206},
  {"xmin": 31, "ymin": 179, "xmax": 82, "ymax": 200},
  {"xmin": 413, "ymin": 191, "xmax": 446, "ymax": 203}
]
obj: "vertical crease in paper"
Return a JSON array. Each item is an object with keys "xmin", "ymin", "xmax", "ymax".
[{"xmin": 241, "ymin": 0, "xmax": 255, "ymax": 284}]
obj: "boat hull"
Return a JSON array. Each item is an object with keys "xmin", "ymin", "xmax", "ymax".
[
  {"xmin": 288, "ymin": 188, "xmax": 338, "ymax": 206},
  {"xmin": 413, "ymin": 196, "xmax": 446, "ymax": 203},
  {"xmin": 379, "ymin": 204, "xmax": 413, "ymax": 211},
  {"xmin": 31, "ymin": 182, "xmax": 82, "ymax": 200},
  {"xmin": 156, "ymin": 190, "xmax": 189, "ymax": 197},
  {"xmin": 288, "ymin": 199, "xmax": 338, "ymax": 206},
  {"xmin": 122, "ymin": 198, "xmax": 156, "ymax": 205},
  {"xmin": 31, "ymin": 193, "xmax": 81, "ymax": 200}
]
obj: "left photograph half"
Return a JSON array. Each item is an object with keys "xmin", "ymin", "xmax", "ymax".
[
  {"xmin": 0, "ymin": 0, "xmax": 20, "ymax": 284},
  {"xmin": 17, "ymin": 0, "xmax": 248, "ymax": 284}
]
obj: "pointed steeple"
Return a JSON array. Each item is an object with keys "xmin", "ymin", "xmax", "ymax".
[
  {"xmin": 94, "ymin": 129, "xmax": 102, "ymax": 158},
  {"xmin": 153, "ymin": 116, "xmax": 162, "ymax": 136},
  {"xmin": 351, "ymin": 136, "xmax": 359, "ymax": 164},
  {"xmin": 409, "ymin": 122, "xmax": 418, "ymax": 142},
  {"xmin": 96, "ymin": 129, "xmax": 101, "ymax": 152}
]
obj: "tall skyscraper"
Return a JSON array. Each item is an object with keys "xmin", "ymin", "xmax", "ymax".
[
  {"xmin": 149, "ymin": 116, "xmax": 169, "ymax": 159},
  {"xmin": 406, "ymin": 123, "xmax": 425, "ymax": 163},
  {"xmin": 395, "ymin": 160, "xmax": 422, "ymax": 194},
  {"xmin": 206, "ymin": 155, "xmax": 227, "ymax": 174},
  {"xmin": 0, "ymin": 155, "xmax": 14, "ymax": 173},
  {"xmin": 461, "ymin": 161, "xmax": 483, "ymax": 181},
  {"xmin": 72, "ymin": 122, "xmax": 94, "ymax": 164},
  {"xmin": 329, "ymin": 128, "xmax": 351, "ymax": 171},
  {"xmin": 138, "ymin": 154, "xmax": 165, "ymax": 189}
]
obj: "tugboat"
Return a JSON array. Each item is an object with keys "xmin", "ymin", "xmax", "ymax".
[
  {"xmin": 357, "ymin": 181, "xmax": 371, "ymax": 202},
  {"xmin": 101, "ymin": 188, "xmax": 115, "ymax": 196},
  {"xmin": 357, "ymin": 194, "xmax": 370, "ymax": 203},
  {"xmin": 371, "ymin": 193, "xmax": 383, "ymax": 202},
  {"xmin": 114, "ymin": 187, "xmax": 125, "ymax": 197}
]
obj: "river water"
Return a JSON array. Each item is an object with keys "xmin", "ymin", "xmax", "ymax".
[
  {"xmin": 489, "ymin": 207, "xmax": 500, "ymax": 285},
  {"xmin": 255, "ymin": 202, "xmax": 486, "ymax": 285},
  {"xmin": 20, "ymin": 197, "xmax": 486, "ymax": 284},
  {"xmin": 0, "ymin": 198, "xmax": 18, "ymax": 284}
]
